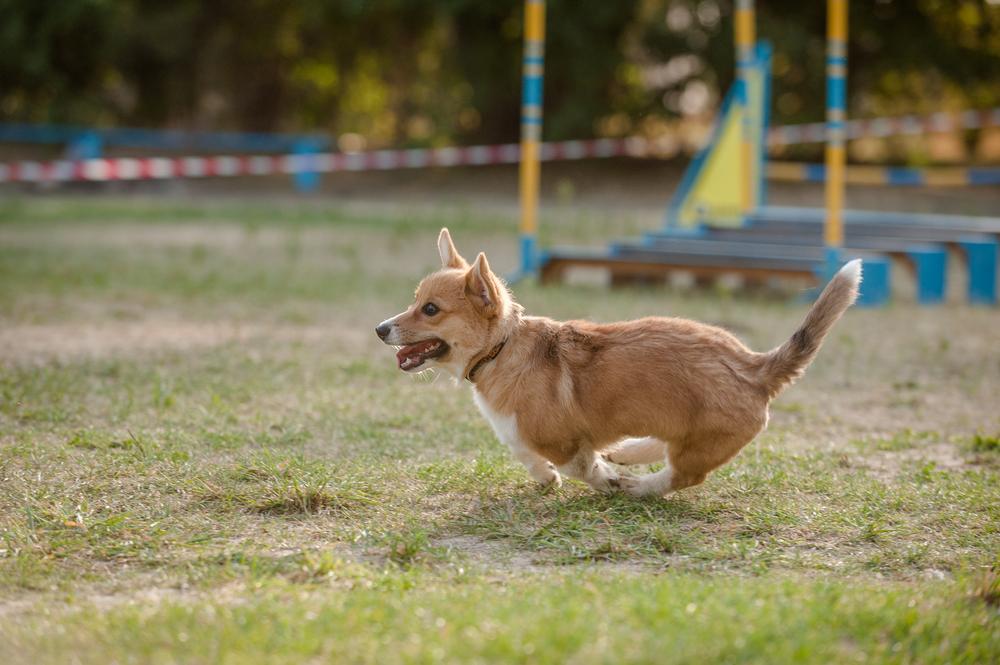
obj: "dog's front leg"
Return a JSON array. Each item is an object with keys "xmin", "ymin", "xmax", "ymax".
[
  {"xmin": 508, "ymin": 439, "xmax": 562, "ymax": 489},
  {"xmin": 474, "ymin": 393, "xmax": 561, "ymax": 489}
]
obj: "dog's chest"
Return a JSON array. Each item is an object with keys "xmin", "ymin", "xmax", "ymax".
[{"xmin": 472, "ymin": 389, "xmax": 519, "ymax": 446}]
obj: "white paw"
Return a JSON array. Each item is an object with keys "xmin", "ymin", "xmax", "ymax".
[
  {"xmin": 617, "ymin": 476, "xmax": 665, "ymax": 498},
  {"xmin": 533, "ymin": 465, "xmax": 562, "ymax": 491},
  {"xmin": 602, "ymin": 451, "xmax": 626, "ymax": 465},
  {"xmin": 594, "ymin": 468, "xmax": 635, "ymax": 494}
]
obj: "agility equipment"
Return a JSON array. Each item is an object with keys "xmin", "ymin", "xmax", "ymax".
[
  {"xmin": 516, "ymin": 0, "xmax": 547, "ymax": 278},
  {"xmin": 532, "ymin": 0, "xmax": 999, "ymax": 306},
  {"xmin": 664, "ymin": 41, "xmax": 770, "ymax": 229}
]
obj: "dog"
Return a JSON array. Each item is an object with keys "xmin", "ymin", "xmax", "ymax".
[{"xmin": 375, "ymin": 228, "xmax": 861, "ymax": 497}]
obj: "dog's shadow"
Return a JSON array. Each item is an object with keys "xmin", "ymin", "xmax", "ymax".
[{"xmin": 451, "ymin": 481, "xmax": 736, "ymax": 562}]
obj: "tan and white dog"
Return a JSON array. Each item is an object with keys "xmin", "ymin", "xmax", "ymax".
[{"xmin": 376, "ymin": 229, "xmax": 861, "ymax": 497}]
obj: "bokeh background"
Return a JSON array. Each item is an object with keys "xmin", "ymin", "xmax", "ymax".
[
  {"xmin": 4, "ymin": 0, "xmax": 1000, "ymax": 158},
  {"xmin": 1, "ymin": 3, "xmax": 999, "ymax": 663}
]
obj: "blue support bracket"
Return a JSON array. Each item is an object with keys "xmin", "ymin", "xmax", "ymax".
[
  {"xmin": 856, "ymin": 257, "xmax": 891, "ymax": 307},
  {"xmin": 815, "ymin": 251, "xmax": 891, "ymax": 307},
  {"xmin": 508, "ymin": 235, "xmax": 540, "ymax": 284},
  {"xmin": 519, "ymin": 234, "xmax": 538, "ymax": 274},
  {"xmin": 906, "ymin": 246, "xmax": 948, "ymax": 305},
  {"xmin": 66, "ymin": 131, "xmax": 102, "ymax": 160},
  {"xmin": 959, "ymin": 237, "xmax": 998, "ymax": 305},
  {"xmin": 822, "ymin": 246, "xmax": 842, "ymax": 284},
  {"xmin": 292, "ymin": 138, "xmax": 323, "ymax": 192}
]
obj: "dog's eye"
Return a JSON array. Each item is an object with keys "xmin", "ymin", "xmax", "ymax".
[{"xmin": 421, "ymin": 303, "xmax": 440, "ymax": 316}]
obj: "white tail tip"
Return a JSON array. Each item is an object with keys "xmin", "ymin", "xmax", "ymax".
[{"xmin": 838, "ymin": 258, "xmax": 863, "ymax": 284}]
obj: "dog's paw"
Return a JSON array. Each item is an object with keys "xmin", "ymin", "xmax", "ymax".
[
  {"xmin": 617, "ymin": 475, "xmax": 663, "ymax": 498},
  {"xmin": 593, "ymin": 469, "xmax": 632, "ymax": 494},
  {"xmin": 534, "ymin": 466, "xmax": 562, "ymax": 492},
  {"xmin": 601, "ymin": 452, "xmax": 623, "ymax": 465}
]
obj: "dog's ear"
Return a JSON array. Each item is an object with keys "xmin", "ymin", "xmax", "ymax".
[
  {"xmin": 466, "ymin": 252, "xmax": 502, "ymax": 316},
  {"xmin": 437, "ymin": 228, "xmax": 468, "ymax": 269}
]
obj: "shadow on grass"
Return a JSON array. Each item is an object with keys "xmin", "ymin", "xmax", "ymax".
[{"xmin": 454, "ymin": 482, "xmax": 742, "ymax": 566}]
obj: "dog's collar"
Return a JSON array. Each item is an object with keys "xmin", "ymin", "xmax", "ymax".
[{"xmin": 465, "ymin": 339, "xmax": 508, "ymax": 383}]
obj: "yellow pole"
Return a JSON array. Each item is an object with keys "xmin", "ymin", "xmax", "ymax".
[
  {"xmin": 825, "ymin": 0, "xmax": 848, "ymax": 250},
  {"xmin": 518, "ymin": 0, "xmax": 545, "ymax": 274},
  {"xmin": 735, "ymin": 0, "xmax": 756, "ymax": 216}
]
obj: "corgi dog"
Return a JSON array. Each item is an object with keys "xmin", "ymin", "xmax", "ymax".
[{"xmin": 376, "ymin": 228, "xmax": 861, "ymax": 497}]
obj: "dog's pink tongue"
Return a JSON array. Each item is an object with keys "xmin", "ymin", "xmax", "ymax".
[{"xmin": 396, "ymin": 341, "xmax": 430, "ymax": 368}]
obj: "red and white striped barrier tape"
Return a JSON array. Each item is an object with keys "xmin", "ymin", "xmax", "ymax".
[
  {"xmin": 2, "ymin": 107, "xmax": 998, "ymax": 184},
  {"xmin": 767, "ymin": 107, "xmax": 1000, "ymax": 146},
  {"xmin": 0, "ymin": 139, "xmax": 648, "ymax": 184}
]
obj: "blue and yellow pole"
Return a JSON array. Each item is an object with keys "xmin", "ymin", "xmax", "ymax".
[
  {"xmin": 518, "ymin": 0, "xmax": 545, "ymax": 275},
  {"xmin": 735, "ymin": 0, "xmax": 756, "ymax": 217},
  {"xmin": 825, "ymin": 0, "xmax": 848, "ymax": 271}
]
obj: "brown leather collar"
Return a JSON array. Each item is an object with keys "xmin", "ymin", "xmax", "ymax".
[{"xmin": 465, "ymin": 339, "xmax": 508, "ymax": 383}]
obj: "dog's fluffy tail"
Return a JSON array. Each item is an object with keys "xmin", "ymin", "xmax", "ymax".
[{"xmin": 757, "ymin": 259, "xmax": 862, "ymax": 398}]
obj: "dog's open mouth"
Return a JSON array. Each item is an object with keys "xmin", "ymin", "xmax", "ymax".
[{"xmin": 395, "ymin": 338, "xmax": 449, "ymax": 371}]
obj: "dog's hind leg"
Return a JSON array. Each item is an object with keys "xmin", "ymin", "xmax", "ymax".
[
  {"xmin": 603, "ymin": 437, "xmax": 668, "ymax": 465},
  {"xmin": 621, "ymin": 432, "xmax": 751, "ymax": 497},
  {"xmin": 558, "ymin": 448, "xmax": 629, "ymax": 494},
  {"xmin": 618, "ymin": 460, "xmax": 675, "ymax": 497}
]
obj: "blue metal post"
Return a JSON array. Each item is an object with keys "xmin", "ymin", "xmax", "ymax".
[
  {"xmin": 907, "ymin": 247, "xmax": 948, "ymax": 305},
  {"xmin": 67, "ymin": 131, "xmax": 102, "ymax": 160},
  {"xmin": 855, "ymin": 257, "xmax": 891, "ymax": 307},
  {"xmin": 292, "ymin": 139, "xmax": 322, "ymax": 192},
  {"xmin": 959, "ymin": 238, "xmax": 998, "ymax": 305}
]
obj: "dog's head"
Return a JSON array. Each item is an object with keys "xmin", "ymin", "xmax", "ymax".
[{"xmin": 375, "ymin": 228, "xmax": 520, "ymax": 377}]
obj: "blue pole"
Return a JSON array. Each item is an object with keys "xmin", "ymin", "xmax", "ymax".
[{"xmin": 292, "ymin": 139, "xmax": 322, "ymax": 193}]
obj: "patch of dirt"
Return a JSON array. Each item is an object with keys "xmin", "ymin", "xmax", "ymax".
[
  {"xmin": 854, "ymin": 442, "xmax": 974, "ymax": 482},
  {"xmin": 0, "ymin": 320, "xmax": 371, "ymax": 365},
  {"xmin": 0, "ymin": 580, "xmax": 259, "ymax": 622},
  {"xmin": 434, "ymin": 535, "xmax": 543, "ymax": 572}
]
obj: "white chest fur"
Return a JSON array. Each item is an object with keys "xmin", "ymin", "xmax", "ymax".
[
  {"xmin": 472, "ymin": 387, "xmax": 561, "ymax": 487},
  {"xmin": 472, "ymin": 389, "xmax": 519, "ymax": 447}
]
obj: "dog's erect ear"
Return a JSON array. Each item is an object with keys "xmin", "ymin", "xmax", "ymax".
[
  {"xmin": 465, "ymin": 252, "xmax": 502, "ymax": 315},
  {"xmin": 437, "ymin": 228, "xmax": 468, "ymax": 269}
]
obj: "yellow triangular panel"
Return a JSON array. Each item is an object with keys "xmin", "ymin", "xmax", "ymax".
[
  {"xmin": 668, "ymin": 47, "xmax": 768, "ymax": 228},
  {"xmin": 676, "ymin": 103, "xmax": 746, "ymax": 227}
]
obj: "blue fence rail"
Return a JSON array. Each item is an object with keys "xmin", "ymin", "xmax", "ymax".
[{"xmin": 0, "ymin": 123, "xmax": 332, "ymax": 190}]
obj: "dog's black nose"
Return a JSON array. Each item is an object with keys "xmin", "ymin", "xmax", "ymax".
[{"xmin": 375, "ymin": 323, "xmax": 391, "ymax": 340}]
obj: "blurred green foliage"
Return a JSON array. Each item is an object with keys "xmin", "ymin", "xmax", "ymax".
[{"xmin": 0, "ymin": 0, "xmax": 997, "ymax": 145}]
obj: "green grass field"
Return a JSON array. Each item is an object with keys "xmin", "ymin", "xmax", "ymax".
[{"xmin": 1, "ymin": 197, "xmax": 997, "ymax": 663}]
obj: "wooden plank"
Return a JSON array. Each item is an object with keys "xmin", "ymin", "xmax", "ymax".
[
  {"xmin": 636, "ymin": 236, "xmax": 941, "ymax": 258},
  {"xmin": 539, "ymin": 252, "xmax": 820, "ymax": 285}
]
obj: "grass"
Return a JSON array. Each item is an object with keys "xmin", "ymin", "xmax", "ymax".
[
  {"xmin": 3, "ymin": 574, "xmax": 997, "ymax": 664},
  {"xmin": 1, "ymin": 197, "xmax": 998, "ymax": 663},
  {"xmin": 969, "ymin": 433, "xmax": 1000, "ymax": 453}
]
